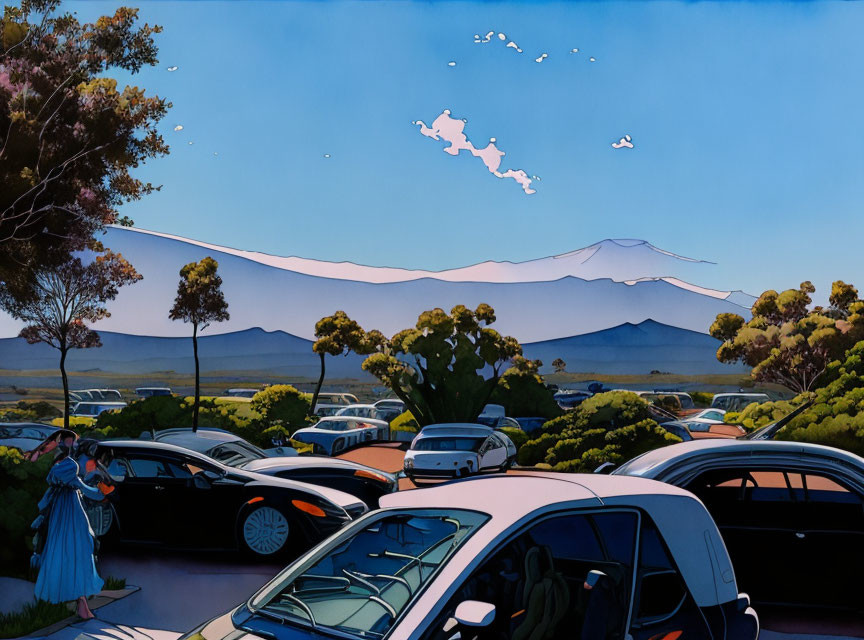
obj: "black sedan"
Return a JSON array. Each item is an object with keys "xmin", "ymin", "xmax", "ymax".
[
  {"xmin": 614, "ymin": 439, "xmax": 864, "ymax": 614},
  {"xmin": 149, "ymin": 428, "xmax": 397, "ymax": 507},
  {"xmin": 91, "ymin": 440, "xmax": 368, "ymax": 558}
]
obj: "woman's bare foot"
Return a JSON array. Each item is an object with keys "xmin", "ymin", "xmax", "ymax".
[{"xmin": 76, "ymin": 596, "xmax": 95, "ymax": 620}]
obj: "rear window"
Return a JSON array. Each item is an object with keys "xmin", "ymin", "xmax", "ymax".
[{"xmin": 413, "ymin": 437, "xmax": 485, "ymax": 452}]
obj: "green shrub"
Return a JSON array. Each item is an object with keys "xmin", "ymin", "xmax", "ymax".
[
  {"xmin": 250, "ymin": 385, "xmax": 312, "ymax": 435},
  {"xmin": 516, "ymin": 392, "xmax": 681, "ymax": 472},
  {"xmin": 0, "ymin": 401, "xmax": 61, "ymax": 423},
  {"xmin": 0, "ymin": 446, "xmax": 52, "ymax": 575},
  {"xmin": 491, "ymin": 360, "xmax": 562, "ymax": 420},
  {"xmin": 498, "ymin": 426, "xmax": 529, "ymax": 449}
]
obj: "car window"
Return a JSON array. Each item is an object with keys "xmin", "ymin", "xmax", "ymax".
[
  {"xmin": 422, "ymin": 511, "xmax": 638, "ymax": 640},
  {"xmin": 252, "ymin": 510, "xmax": 488, "ymax": 639},
  {"xmin": 127, "ymin": 457, "xmax": 173, "ymax": 478}
]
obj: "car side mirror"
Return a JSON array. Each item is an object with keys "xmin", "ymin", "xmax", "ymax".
[
  {"xmin": 454, "ymin": 601, "xmax": 496, "ymax": 628},
  {"xmin": 192, "ymin": 474, "xmax": 211, "ymax": 489}
]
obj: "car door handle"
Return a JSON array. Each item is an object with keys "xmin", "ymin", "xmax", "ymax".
[
  {"xmin": 795, "ymin": 532, "xmax": 806, "ymax": 539},
  {"xmin": 154, "ymin": 485, "xmax": 165, "ymax": 491}
]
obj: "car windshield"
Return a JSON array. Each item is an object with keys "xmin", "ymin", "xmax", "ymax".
[
  {"xmin": 250, "ymin": 509, "xmax": 488, "ymax": 639},
  {"xmin": 208, "ymin": 441, "xmax": 268, "ymax": 467},
  {"xmin": 413, "ymin": 437, "xmax": 485, "ymax": 452}
]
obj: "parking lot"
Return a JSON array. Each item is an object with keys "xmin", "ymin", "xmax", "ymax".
[{"xmin": 11, "ymin": 443, "xmax": 863, "ymax": 640}]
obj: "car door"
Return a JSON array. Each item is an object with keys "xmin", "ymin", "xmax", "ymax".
[
  {"xmin": 629, "ymin": 517, "xmax": 712, "ymax": 640},
  {"xmin": 112, "ymin": 453, "xmax": 182, "ymax": 543},
  {"xmin": 684, "ymin": 468, "xmax": 800, "ymax": 605},
  {"xmin": 162, "ymin": 450, "xmax": 245, "ymax": 548},
  {"xmin": 793, "ymin": 471, "xmax": 864, "ymax": 609}
]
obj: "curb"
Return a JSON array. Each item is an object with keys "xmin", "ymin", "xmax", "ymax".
[{"xmin": 22, "ymin": 585, "xmax": 140, "ymax": 639}]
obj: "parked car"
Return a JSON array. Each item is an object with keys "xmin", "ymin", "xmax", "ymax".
[
  {"xmin": 710, "ymin": 393, "xmax": 770, "ymax": 412},
  {"xmin": 513, "ymin": 416, "xmax": 547, "ymax": 433},
  {"xmin": 554, "ymin": 390, "xmax": 592, "ymax": 409},
  {"xmin": 475, "ymin": 414, "xmax": 522, "ymax": 430},
  {"xmin": 403, "ymin": 424, "xmax": 517, "ymax": 481},
  {"xmin": 70, "ymin": 401, "xmax": 127, "ymax": 417},
  {"xmin": 135, "ymin": 387, "xmax": 173, "ymax": 398},
  {"xmin": 72, "ymin": 389, "xmax": 122, "ymax": 401},
  {"xmin": 185, "ymin": 474, "xmax": 757, "ymax": 640},
  {"xmin": 688, "ymin": 408, "xmax": 727, "ymax": 424},
  {"xmin": 148, "ymin": 427, "xmax": 297, "ymax": 462},
  {"xmin": 0, "ymin": 422, "xmax": 59, "ymax": 451},
  {"xmin": 313, "ymin": 404, "xmax": 344, "ymax": 417},
  {"xmin": 292, "ymin": 417, "xmax": 390, "ymax": 456},
  {"xmin": 373, "ymin": 398, "xmax": 405, "ymax": 413},
  {"xmin": 315, "ymin": 392, "xmax": 360, "ymax": 407},
  {"xmin": 89, "ymin": 439, "xmax": 367, "ymax": 557},
  {"xmin": 335, "ymin": 404, "xmax": 382, "ymax": 420},
  {"xmin": 659, "ymin": 420, "xmax": 746, "ymax": 441},
  {"xmin": 223, "ymin": 388, "xmax": 260, "ymax": 398},
  {"xmin": 614, "ymin": 439, "xmax": 864, "ymax": 612},
  {"xmin": 148, "ymin": 428, "xmax": 394, "ymax": 508}
]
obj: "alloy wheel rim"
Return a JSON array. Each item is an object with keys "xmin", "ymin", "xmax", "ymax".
[{"xmin": 243, "ymin": 506, "xmax": 289, "ymax": 555}]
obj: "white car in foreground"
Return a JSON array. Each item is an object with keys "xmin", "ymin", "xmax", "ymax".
[
  {"xmin": 291, "ymin": 416, "xmax": 390, "ymax": 456},
  {"xmin": 182, "ymin": 474, "xmax": 758, "ymax": 640},
  {"xmin": 403, "ymin": 424, "xmax": 516, "ymax": 481}
]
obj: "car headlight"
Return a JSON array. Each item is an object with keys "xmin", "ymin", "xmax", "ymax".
[{"xmin": 404, "ymin": 458, "xmax": 414, "ymax": 470}]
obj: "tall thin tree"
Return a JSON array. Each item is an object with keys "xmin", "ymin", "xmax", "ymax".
[
  {"xmin": 169, "ymin": 257, "xmax": 229, "ymax": 431},
  {"xmin": 0, "ymin": 246, "xmax": 142, "ymax": 427}
]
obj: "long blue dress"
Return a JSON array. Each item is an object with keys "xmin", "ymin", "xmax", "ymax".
[{"xmin": 34, "ymin": 457, "xmax": 105, "ymax": 603}]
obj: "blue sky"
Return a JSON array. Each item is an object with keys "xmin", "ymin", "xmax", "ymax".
[{"xmin": 70, "ymin": 0, "xmax": 864, "ymax": 298}]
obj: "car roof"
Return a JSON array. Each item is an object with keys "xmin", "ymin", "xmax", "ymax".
[
  {"xmin": 154, "ymin": 429, "xmax": 244, "ymax": 452},
  {"xmin": 242, "ymin": 456, "xmax": 385, "ymax": 473},
  {"xmin": 614, "ymin": 438, "xmax": 864, "ymax": 478},
  {"xmin": 314, "ymin": 416, "xmax": 388, "ymax": 426},
  {"xmin": 0, "ymin": 422, "xmax": 56, "ymax": 429},
  {"xmin": 417, "ymin": 423, "xmax": 493, "ymax": 438},
  {"xmin": 338, "ymin": 404, "xmax": 377, "ymax": 409},
  {"xmin": 712, "ymin": 392, "xmax": 769, "ymax": 398}
]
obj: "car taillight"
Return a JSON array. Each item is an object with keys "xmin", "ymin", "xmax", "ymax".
[{"xmin": 354, "ymin": 469, "xmax": 389, "ymax": 483}]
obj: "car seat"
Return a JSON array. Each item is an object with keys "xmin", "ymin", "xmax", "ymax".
[{"xmin": 511, "ymin": 546, "xmax": 569, "ymax": 640}]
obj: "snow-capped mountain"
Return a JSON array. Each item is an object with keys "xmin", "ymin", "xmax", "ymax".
[{"xmin": 0, "ymin": 227, "xmax": 754, "ymax": 342}]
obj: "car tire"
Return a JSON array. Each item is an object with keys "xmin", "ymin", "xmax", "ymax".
[{"xmin": 238, "ymin": 505, "xmax": 294, "ymax": 558}]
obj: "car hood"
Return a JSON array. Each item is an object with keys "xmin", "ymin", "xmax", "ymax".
[{"xmin": 229, "ymin": 467, "xmax": 366, "ymax": 510}]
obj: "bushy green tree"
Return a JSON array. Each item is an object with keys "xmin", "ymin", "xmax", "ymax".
[
  {"xmin": 169, "ymin": 257, "xmax": 229, "ymax": 431},
  {"xmin": 710, "ymin": 281, "xmax": 864, "ymax": 393},
  {"xmin": 310, "ymin": 311, "xmax": 383, "ymax": 414},
  {"xmin": 249, "ymin": 385, "xmax": 312, "ymax": 443},
  {"xmin": 724, "ymin": 339, "xmax": 864, "ymax": 456},
  {"xmin": 517, "ymin": 391, "xmax": 680, "ymax": 471},
  {"xmin": 362, "ymin": 304, "xmax": 522, "ymax": 426},
  {"xmin": 552, "ymin": 358, "xmax": 567, "ymax": 374},
  {"xmin": 0, "ymin": 246, "xmax": 142, "ymax": 427},
  {"xmin": 490, "ymin": 356, "xmax": 562, "ymax": 419},
  {"xmin": 0, "ymin": 0, "xmax": 168, "ymax": 296}
]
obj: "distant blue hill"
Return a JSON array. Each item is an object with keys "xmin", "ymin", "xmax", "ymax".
[
  {"xmin": 0, "ymin": 320, "xmax": 744, "ymax": 378},
  {"xmin": 524, "ymin": 319, "xmax": 747, "ymax": 375}
]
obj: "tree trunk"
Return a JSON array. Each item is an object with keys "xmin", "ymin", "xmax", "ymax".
[
  {"xmin": 310, "ymin": 352, "xmax": 326, "ymax": 416},
  {"xmin": 60, "ymin": 346, "xmax": 70, "ymax": 430},
  {"xmin": 192, "ymin": 322, "xmax": 200, "ymax": 432}
]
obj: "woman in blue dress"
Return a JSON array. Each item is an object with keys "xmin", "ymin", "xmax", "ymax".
[{"xmin": 30, "ymin": 434, "xmax": 107, "ymax": 620}]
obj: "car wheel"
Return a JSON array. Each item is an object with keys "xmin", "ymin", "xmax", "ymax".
[{"xmin": 240, "ymin": 505, "xmax": 292, "ymax": 557}]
